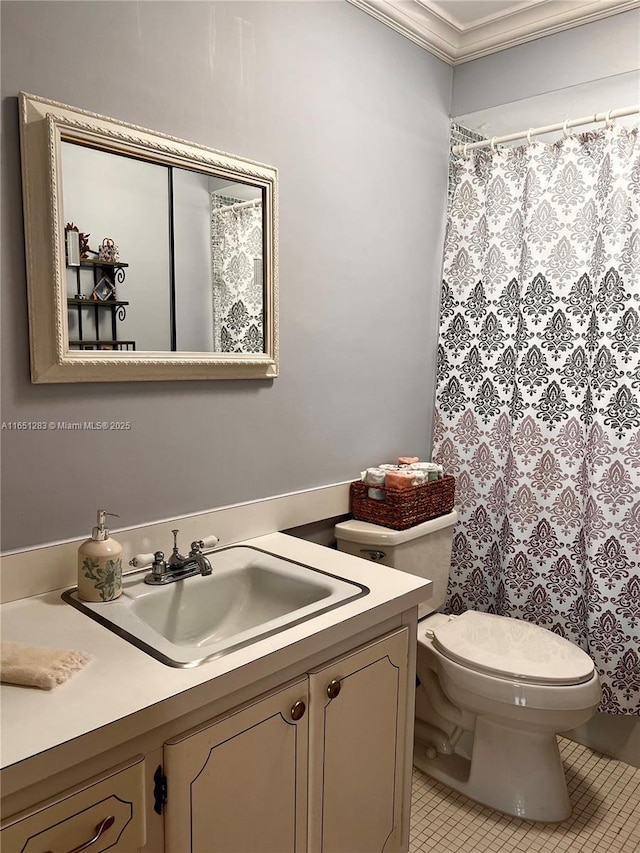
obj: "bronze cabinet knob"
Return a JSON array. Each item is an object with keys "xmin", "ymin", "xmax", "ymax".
[
  {"xmin": 291, "ymin": 700, "xmax": 306, "ymax": 721},
  {"xmin": 327, "ymin": 679, "xmax": 341, "ymax": 699}
]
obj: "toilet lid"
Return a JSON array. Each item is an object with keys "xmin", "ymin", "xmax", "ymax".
[{"xmin": 430, "ymin": 611, "xmax": 595, "ymax": 685}]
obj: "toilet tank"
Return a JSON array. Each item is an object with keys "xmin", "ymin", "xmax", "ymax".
[{"xmin": 335, "ymin": 510, "xmax": 458, "ymax": 619}]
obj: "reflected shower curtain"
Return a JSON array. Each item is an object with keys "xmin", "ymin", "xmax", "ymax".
[
  {"xmin": 211, "ymin": 202, "xmax": 264, "ymax": 352},
  {"xmin": 433, "ymin": 126, "xmax": 640, "ymax": 713}
]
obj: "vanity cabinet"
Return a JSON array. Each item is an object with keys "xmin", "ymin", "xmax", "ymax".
[
  {"xmin": 0, "ymin": 756, "xmax": 146, "ymax": 853},
  {"xmin": 162, "ymin": 627, "xmax": 409, "ymax": 853}
]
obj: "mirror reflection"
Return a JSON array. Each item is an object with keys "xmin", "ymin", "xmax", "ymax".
[
  {"xmin": 19, "ymin": 91, "xmax": 278, "ymax": 382},
  {"xmin": 62, "ymin": 141, "xmax": 265, "ymax": 354}
]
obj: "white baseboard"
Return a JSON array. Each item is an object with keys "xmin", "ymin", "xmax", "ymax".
[{"xmin": 563, "ymin": 712, "xmax": 640, "ymax": 768}]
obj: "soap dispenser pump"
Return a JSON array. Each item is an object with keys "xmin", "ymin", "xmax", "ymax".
[{"xmin": 77, "ymin": 510, "xmax": 123, "ymax": 602}]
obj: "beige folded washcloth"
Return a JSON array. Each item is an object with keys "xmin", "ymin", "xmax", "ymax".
[{"xmin": 0, "ymin": 642, "xmax": 91, "ymax": 690}]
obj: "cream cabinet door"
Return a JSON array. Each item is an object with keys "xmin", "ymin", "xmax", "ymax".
[
  {"xmin": 164, "ymin": 678, "xmax": 309, "ymax": 853},
  {"xmin": 0, "ymin": 756, "xmax": 146, "ymax": 853},
  {"xmin": 307, "ymin": 627, "xmax": 409, "ymax": 853}
]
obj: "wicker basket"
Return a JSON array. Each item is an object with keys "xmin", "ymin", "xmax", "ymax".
[{"xmin": 350, "ymin": 475, "xmax": 455, "ymax": 530}]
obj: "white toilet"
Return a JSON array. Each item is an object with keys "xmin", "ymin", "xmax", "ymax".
[{"xmin": 335, "ymin": 509, "xmax": 601, "ymax": 822}]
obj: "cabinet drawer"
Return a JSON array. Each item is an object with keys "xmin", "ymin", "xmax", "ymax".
[{"xmin": 0, "ymin": 756, "xmax": 145, "ymax": 853}]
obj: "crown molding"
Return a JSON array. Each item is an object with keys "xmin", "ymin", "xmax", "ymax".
[{"xmin": 347, "ymin": 0, "xmax": 640, "ymax": 64}]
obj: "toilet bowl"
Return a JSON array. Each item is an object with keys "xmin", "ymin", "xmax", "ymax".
[
  {"xmin": 335, "ymin": 511, "xmax": 601, "ymax": 822},
  {"xmin": 414, "ymin": 610, "xmax": 600, "ymax": 821}
]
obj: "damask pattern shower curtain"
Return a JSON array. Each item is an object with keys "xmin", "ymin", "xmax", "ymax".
[
  {"xmin": 433, "ymin": 126, "xmax": 640, "ymax": 713},
  {"xmin": 211, "ymin": 203, "xmax": 264, "ymax": 352}
]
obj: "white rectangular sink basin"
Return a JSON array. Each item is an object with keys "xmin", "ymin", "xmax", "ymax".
[{"xmin": 63, "ymin": 546, "xmax": 369, "ymax": 667}]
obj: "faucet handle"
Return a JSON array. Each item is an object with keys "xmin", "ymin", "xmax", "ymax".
[
  {"xmin": 189, "ymin": 536, "xmax": 219, "ymax": 557},
  {"xmin": 129, "ymin": 552, "xmax": 155, "ymax": 568},
  {"xmin": 189, "ymin": 535, "xmax": 218, "ymax": 556}
]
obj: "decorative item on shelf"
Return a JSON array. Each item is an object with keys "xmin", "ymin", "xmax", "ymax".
[
  {"xmin": 92, "ymin": 276, "xmax": 115, "ymax": 301},
  {"xmin": 78, "ymin": 230, "xmax": 92, "ymax": 259},
  {"xmin": 98, "ymin": 237, "xmax": 119, "ymax": 264},
  {"xmin": 64, "ymin": 222, "xmax": 80, "ymax": 267}
]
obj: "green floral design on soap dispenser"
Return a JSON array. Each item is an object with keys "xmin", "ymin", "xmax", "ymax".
[{"xmin": 81, "ymin": 556, "xmax": 122, "ymax": 601}]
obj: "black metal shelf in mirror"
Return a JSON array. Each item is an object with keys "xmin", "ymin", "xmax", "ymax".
[{"xmin": 66, "ymin": 258, "xmax": 133, "ymax": 350}]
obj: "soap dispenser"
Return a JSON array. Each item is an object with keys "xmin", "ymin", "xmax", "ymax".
[{"xmin": 77, "ymin": 510, "xmax": 123, "ymax": 602}]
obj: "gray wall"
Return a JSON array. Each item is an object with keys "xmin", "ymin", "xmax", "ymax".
[
  {"xmin": 452, "ymin": 8, "xmax": 640, "ymax": 116},
  {"xmin": 173, "ymin": 169, "xmax": 215, "ymax": 352},
  {"xmin": 0, "ymin": 1, "xmax": 452, "ymax": 550},
  {"xmin": 62, "ymin": 144, "xmax": 172, "ymax": 350}
]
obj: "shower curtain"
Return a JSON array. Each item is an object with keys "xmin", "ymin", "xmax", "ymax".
[
  {"xmin": 211, "ymin": 202, "xmax": 264, "ymax": 352},
  {"xmin": 433, "ymin": 125, "xmax": 640, "ymax": 713}
]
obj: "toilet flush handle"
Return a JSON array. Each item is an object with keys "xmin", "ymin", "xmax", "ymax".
[{"xmin": 359, "ymin": 549, "xmax": 386, "ymax": 562}]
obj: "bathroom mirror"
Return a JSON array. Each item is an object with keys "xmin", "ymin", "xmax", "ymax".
[{"xmin": 19, "ymin": 93, "xmax": 278, "ymax": 382}]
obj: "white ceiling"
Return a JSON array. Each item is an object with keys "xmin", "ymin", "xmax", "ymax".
[
  {"xmin": 347, "ymin": 0, "xmax": 640, "ymax": 64},
  {"xmin": 429, "ymin": 0, "xmax": 537, "ymax": 29}
]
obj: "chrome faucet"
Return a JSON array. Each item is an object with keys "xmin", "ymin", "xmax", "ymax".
[{"xmin": 129, "ymin": 530, "xmax": 218, "ymax": 586}]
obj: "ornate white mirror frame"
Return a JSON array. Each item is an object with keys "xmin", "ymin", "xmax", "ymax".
[{"xmin": 19, "ymin": 93, "xmax": 279, "ymax": 382}]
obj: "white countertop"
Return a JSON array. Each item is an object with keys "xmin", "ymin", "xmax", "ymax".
[{"xmin": 0, "ymin": 533, "xmax": 429, "ymax": 784}]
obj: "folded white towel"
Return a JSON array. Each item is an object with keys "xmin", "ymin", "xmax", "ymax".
[
  {"xmin": 362, "ymin": 467, "xmax": 386, "ymax": 486},
  {"xmin": 1, "ymin": 642, "xmax": 91, "ymax": 690}
]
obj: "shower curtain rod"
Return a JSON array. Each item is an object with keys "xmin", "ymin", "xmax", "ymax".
[
  {"xmin": 452, "ymin": 104, "xmax": 640, "ymax": 155},
  {"xmin": 212, "ymin": 198, "xmax": 261, "ymax": 213}
]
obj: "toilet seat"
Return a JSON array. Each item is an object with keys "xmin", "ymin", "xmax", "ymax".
[{"xmin": 427, "ymin": 610, "xmax": 595, "ymax": 686}]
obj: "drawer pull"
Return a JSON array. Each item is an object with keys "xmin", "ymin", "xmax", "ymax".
[{"xmin": 47, "ymin": 815, "xmax": 115, "ymax": 853}]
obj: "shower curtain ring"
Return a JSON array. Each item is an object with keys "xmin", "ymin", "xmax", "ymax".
[
  {"xmin": 463, "ymin": 143, "xmax": 469, "ymax": 158},
  {"xmin": 605, "ymin": 109, "xmax": 614, "ymax": 128},
  {"xmin": 563, "ymin": 120, "xmax": 570, "ymax": 138},
  {"xmin": 527, "ymin": 128, "xmax": 534, "ymax": 145},
  {"xmin": 490, "ymin": 136, "xmax": 498, "ymax": 151}
]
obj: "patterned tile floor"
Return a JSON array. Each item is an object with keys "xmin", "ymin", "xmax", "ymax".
[{"xmin": 410, "ymin": 737, "xmax": 640, "ymax": 852}]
